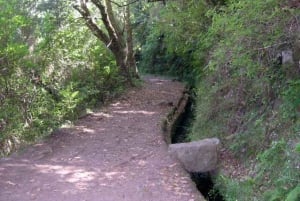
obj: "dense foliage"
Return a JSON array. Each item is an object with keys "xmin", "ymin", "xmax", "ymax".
[
  {"xmin": 140, "ymin": 0, "xmax": 300, "ymax": 200},
  {"xmin": 0, "ymin": 0, "xmax": 124, "ymax": 155}
]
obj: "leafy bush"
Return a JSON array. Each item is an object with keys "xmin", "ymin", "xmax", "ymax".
[{"xmin": 0, "ymin": 1, "xmax": 125, "ymax": 156}]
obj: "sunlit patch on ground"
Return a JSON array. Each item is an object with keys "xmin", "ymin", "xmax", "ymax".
[{"xmin": 112, "ymin": 110, "xmax": 156, "ymax": 115}]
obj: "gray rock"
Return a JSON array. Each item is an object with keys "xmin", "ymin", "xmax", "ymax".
[
  {"xmin": 168, "ymin": 138, "xmax": 220, "ymax": 172},
  {"xmin": 281, "ymin": 50, "xmax": 294, "ymax": 64}
]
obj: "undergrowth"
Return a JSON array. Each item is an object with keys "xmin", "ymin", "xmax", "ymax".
[
  {"xmin": 0, "ymin": 3, "xmax": 125, "ymax": 156},
  {"xmin": 189, "ymin": 1, "xmax": 300, "ymax": 200}
]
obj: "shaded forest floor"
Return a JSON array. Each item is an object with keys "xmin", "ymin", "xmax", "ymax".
[{"xmin": 0, "ymin": 76, "xmax": 204, "ymax": 201}]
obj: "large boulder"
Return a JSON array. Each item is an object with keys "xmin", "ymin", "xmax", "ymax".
[{"xmin": 168, "ymin": 138, "xmax": 220, "ymax": 172}]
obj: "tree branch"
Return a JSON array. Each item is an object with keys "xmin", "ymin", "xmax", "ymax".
[
  {"xmin": 109, "ymin": 0, "xmax": 140, "ymax": 8},
  {"xmin": 90, "ymin": 0, "xmax": 121, "ymax": 47},
  {"xmin": 73, "ymin": 0, "xmax": 110, "ymax": 45},
  {"xmin": 104, "ymin": 0, "xmax": 123, "ymax": 45},
  {"xmin": 147, "ymin": 0, "xmax": 166, "ymax": 5}
]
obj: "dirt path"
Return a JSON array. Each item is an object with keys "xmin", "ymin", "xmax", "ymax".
[{"xmin": 0, "ymin": 76, "xmax": 204, "ymax": 201}]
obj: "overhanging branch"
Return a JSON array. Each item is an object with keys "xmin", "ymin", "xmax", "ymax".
[
  {"xmin": 91, "ymin": 0, "xmax": 120, "ymax": 46},
  {"xmin": 73, "ymin": 0, "xmax": 110, "ymax": 44},
  {"xmin": 109, "ymin": 0, "xmax": 140, "ymax": 7},
  {"xmin": 147, "ymin": 0, "xmax": 166, "ymax": 5}
]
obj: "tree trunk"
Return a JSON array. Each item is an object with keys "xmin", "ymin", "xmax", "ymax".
[
  {"xmin": 111, "ymin": 46, "xmax": 129, "ymax": 78},
  {"xmin": 125, "ymin": 3, "xmax": 139, "ymax": 78},
  {"xmin": 73, "ymin": 0, "xmax": 139, "ymax": 83}
]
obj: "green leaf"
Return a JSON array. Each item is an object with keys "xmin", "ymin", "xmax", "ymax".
[
  {"xmin": 285, "ymin": 185, "xmax": 300, "ymax": 201},
  {"xmin": 71, "ymin": 91, "xmax": 79, "ymax": 98},
  {"xmin": 296, "ymin": 143, "xmax": 300, "ymax": 153}
]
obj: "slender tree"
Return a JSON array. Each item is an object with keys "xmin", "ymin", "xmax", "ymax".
[{"xmin": 73, "ymin": 0, "xmax": 139, "ymax": 82}]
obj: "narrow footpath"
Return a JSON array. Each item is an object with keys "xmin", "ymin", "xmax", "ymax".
[{"xmin": 0, "ymin": 76, "xmax": 204, "ymax": 201}]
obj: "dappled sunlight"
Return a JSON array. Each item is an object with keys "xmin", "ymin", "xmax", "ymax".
[
  {"xmin": 110, "ymin": 101, "xmax": 130, "ymax": 110},
  {"xmin": 149, "ymin": 78, "xmax": 169, "ymax": 83},
  {"xmin": 1, "ymin": 163, "xmax": 30, "ymax": 168},
  {"xmin": 5, "ymin": 180, "xmax": 17, "ymax": 186},
  {"xmin": 35, "ymin": 164, "xmax": 97, "ymax": 190},
  {"xmin": 111, "ymin": 102, "xmax": 130, "ymax": 107},
  {"xmin": 112, "ymin": 110, "xmax": 156, "ymax": 115},
  {"xmin": 1, "ymin": 161, "xmax": 130, "ymax": 192},
  {"xmin": 74, "ymin": 125, "xmax": 96, "ymax": 134},
  {"xmin": 111, "ymin": 102, "xmax": 122, "ymax": 107},
  {"xmin": 82, "ymin": 128, "xmax": 95, "ymax": 133},
  {"xmin": 103, "ymin": 171, "xmax": 126, "ymax": 180},
  {"xmin": 67, "ymin": 171, "xmax": 95, "ymax": 183},
  {"xmin": 35, "ymin": 164, "xmax": 95, "ymax": 179},
  {"xmin": 137, "ymin": 160, "xmax": 147, "ymax": 166},
  {"xmin": 92, "ymin": 112, "xmax": 113, "ymax": 118},
  {"xmin": 32, "ymin": 164, "xmax": 128, "ymax": 190},
  {"xmin": 155, "ymin": 82, "xmax": 164, "ymax": 85},
  {"xmin": 148, "ymin": 78, "xmax": 172, "ymax": 86},
  {"xmin": 111, "ymin": 106, "xmax": 123, "ymax": 109}
]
